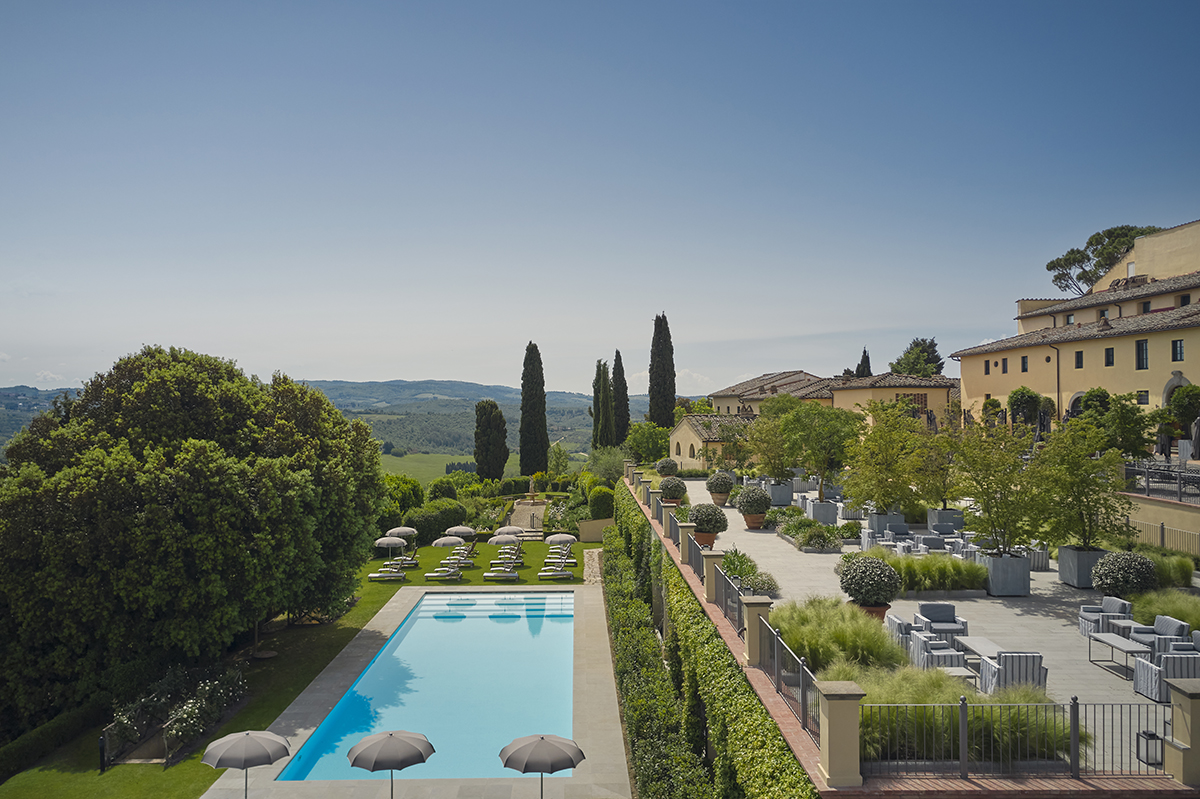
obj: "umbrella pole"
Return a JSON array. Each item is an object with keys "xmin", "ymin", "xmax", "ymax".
[
  {"xmin": 391, "ymin": 768, "xmax": 394, "ymax": 799},
  {"xmin": 540, "ymin": 771, "xmax": 544, "ymax": 799},
  {"xmin": 244, "ymin": 767, "xmax": 248, "ymax": 799}
]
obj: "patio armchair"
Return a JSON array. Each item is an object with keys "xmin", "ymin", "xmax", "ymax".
[
  {"xmin": 908, "ymin": 631, "xmax": 966, "ymax": 670},
  {"xmin": 930, "ymin": 522, "xmax": 958, "ymax": 536},
  {"xmin": 1129, "ymin": 615, "xmax": 1191, "ymax": 659},
  {"xmin": 979, "ymin": 652, "xmax": 1047, "ymax": 695},
  {"xmin": 1078, "ymin": 596, "xmax": 1133, "ymax": 637},
  {"xmin": 885, "ymin": 614, "xmax": 911, "ymax": 650},
  {"xmin": 1134, "ymin": 642, "xmax": 1200, "ymax": 702},
  {"xmin": 915, "ymin": 535, "xmax": 946, "ymax": 554},
  {"xmin": 914, "ymin": 602, "xmax": 969, "ymax": 644}
]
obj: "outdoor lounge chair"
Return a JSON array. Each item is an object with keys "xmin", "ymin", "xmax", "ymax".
[
  {"xmin": 914, "ymin": 602, "xmax": 968, "ymax": 644},
  {"xmin": 490, "ymin": 557, "xmax": 525, "ymax": 568},
  {"xmin": 483, "ymin": 569, "xmax": 519, "ymax": 581},
  {"xmin": 1134, "ymin": 642, "xmax": 1200, "ymax": 702},
  {"xmin": 908, "ymin": 630, "xmax": 965, "ymax": 670},
  {"xmin": 537, "ymin": 570, "xmax": 573, "ymax": 580},
  {"xmin": 368, "ymin": 571, "xmax": 408, "ymax": 582},
  {"xmin": 885, "ymin": 614, "xmax": 911, "ymax": 650},
  {"xmin": 979, "ymin": 652, "xmax": 1047, "ymax": 694},
  {"xmin": 1129, "ymin": 615, "xmax": 1191, "ymax": 659},
  {"xmin": 1078, "ymin": 596, "xmax": 1133, "ymax": 637},
  {"xmin": 426, "ymin": 569, "xmax": 463, "ymax": 581}
]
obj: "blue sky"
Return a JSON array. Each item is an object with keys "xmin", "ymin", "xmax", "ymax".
[{"xmin": 3, "ymin": 1, "xmax": 1198, "ymax": 396}]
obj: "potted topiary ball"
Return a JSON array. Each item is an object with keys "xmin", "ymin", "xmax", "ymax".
[
  {"xmin": 839, "ymin": 555, "xmax": 901, "ymax": 620},
  {"xmin": 655, "ymin": 457, "xmax": 679, "ymax": 476},
  {"xmin": 734, "ymin": 485, "xmax": 772, "ymax": 529},
  {"xmin": 706, "ymin": 471, "xmax": 734, "ymax": 506},
  {"xmin": 658, "ymin": 476, "xmax": 687, "ymax": 504},
  {"xmin": 1091, "ymin": 551, "xmax": 1158, "ymax": 598},
  {"xmin": 688, "ymin": 503, "xmax": 728, "ymax": 547}
]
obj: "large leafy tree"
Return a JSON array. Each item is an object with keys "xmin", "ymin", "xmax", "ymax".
[
  {"xmin": 611, "ymin": 349, "xmax": 630, "ymax": 444},
  {"xmin": 1169, "ymin": 384, "xmax": 1200, "ymax": 433},
  {"xmin": 842, "ymin": 400, "xmax": 924, "ymax": 513},
  {"xmin": 1079, "ymin": 391, "xmax": 1155, "ymax": 459},
  {"xmin": 473, "ymin": 399, "xmax": 509, "ymax": 480},
  {"xmin": 746, "ymin": 415, "xmax": 796, "ymax": 481},
  {"xmin": 648, "ymin": 313, "xmax": 676, "ymax": 428},
  {"xmin": 954, "ymin": 423, "xmax": 1039, "ymax": 555},
  {"xmin": 779, "ymin": 403, "xmax": 864, "ymax": 501},
  {"xmin": 1030, "ymin": 420, "xmax": 1134, "ymax": 551},
  {"xmin": 378, "ymin": 473, "xmax": 425, "ymax": 532},
  {"xmin": 519, "ymin": 341, "xmax": 549, "ymax": 475},
  {"xmin": 1046, "ymin": 225, "xmax": 1163, "ymax": 295},
  {"xmin": 623, "ymin": 421, "xmax": 670, "ymax": 464},
  {"xmin": 889, "ymin": 337, "xmax": 944, "ymax": 377},
  {"xmin": 0, "ymin": 346, "xmax": 383, "ymax": 733}
]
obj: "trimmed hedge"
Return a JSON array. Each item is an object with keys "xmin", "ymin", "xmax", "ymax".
[
  {"xmin": 401, "ymin": 498, "xmax": 469, "ymax": 545},
  {"xmin": 613, "ymin": 485, "xmax": 817, "ymax": 799},
  {"xmin": 0, "ymin": 697, "xmax": 110, "ymax": 784}
]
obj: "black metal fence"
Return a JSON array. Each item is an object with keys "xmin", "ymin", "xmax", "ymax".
[
  {"xmin": 759, "ymin": 616, "xmax": 820, "ymax": 746},
  {"xmin": 860, "ymin": 697, "xmax": 1170, "ymax": 779},
  {"xmin": 713, "ymin": 566, "xmax": 745, "ymax": 638},
  {"xmin": 686, "ymin": 534, "xmax": 704, "ymax": 583},
  {"xmin": 1124, "ymin": 462, "xmax": 1200, "ymax": 507}
]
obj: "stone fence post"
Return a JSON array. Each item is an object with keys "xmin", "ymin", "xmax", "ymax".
[
  {"xmin": 817, "ymin": 681, "xmax": 866, "ymax": 787},
  {"xmin": 1166, "ymin": 678, "xmax": 1200, "ymax": 787},
  {"xmin": 701, "ymin": 551, "xmax": 724, "ymax": 603},
  {"xmin": 741, "ymin": 596, "xmax": 773, "ymax": 666},
  {"xmin": 677, "ymin": 523, "xmax": 696, "ymax": 563}
]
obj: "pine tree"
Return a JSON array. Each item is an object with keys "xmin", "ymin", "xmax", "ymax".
[
  {"xmin": 519, "ymin": 341, "xmax": 549, "ymax": 475},
  {"xmin": 473, "ymin": 399, "xmax": 509, "ymax": 480},
  {"xmin": 647, "ymin": 313, "xmax": 676, "ymax": 428},
  {"xmin": 612, "ymin": 349, "xmax": 630, "ymax": 443},
  {"xmin": 855, "ymin": 347, "xmax": 872, "ymax": 377}
]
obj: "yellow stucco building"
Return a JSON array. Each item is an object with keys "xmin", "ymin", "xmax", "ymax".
[{"xmin": 952, "ymin": 219, "xmax": 1200, "ymax": 417}]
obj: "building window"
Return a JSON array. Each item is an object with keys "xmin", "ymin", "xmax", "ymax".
[
  {"xmin": 1075, "ymin": 351, "xmax": 1083, "ymax": 369},
  {"xmin": 1001, "ymin": 358, "xmax": 1008, "ymax": 374},
  {"xmin": 1099, "ymin": 308, "xmax": 1109, "ymax": 319},
  {"xmin": 984, "ymin": 360, "xmax": 990, "ymax": 375},
  {"xmin": 985, "ymin": 394, "xmax": 991, "ymax": 401},
  {"xmin": 1105, "ymin": 347, "xmax": 1114, "ymax": 366},
  {"xmin": 675, "ymin": 442, "xmax": 681, "ymax": 456},
  {"xmin": 1141, "ymin": 301, "xmax": 1152, "ymax": 314},
  {"xmin": 689, "ymin": 444, "xmax": 695, "ymax": 458},
  {"xmin": 1136, "ymin": 339, "xmax": 1149, "ymax": 370},
  {"xmin": 1137, "ymin": 391, "xmax": 1150, "ymax": 405},
  {"xmin": 1128, "ymin": 261, "xmax": 1136, "ymax": 278},
  {"xmin": 1066, "ymin": 314, "xmax": 1075, "ymax": 324},
  {"xmin": 1021, "ymin": 355, "xmax": 1028, "ymax": 372},
  {"xmin": 1173, "ymin": 340, "xmax": 1185, "ymax": 362},
  {"xmin": 1182, "ymin": 294, "xmax": 1192, "ymax": 308}
]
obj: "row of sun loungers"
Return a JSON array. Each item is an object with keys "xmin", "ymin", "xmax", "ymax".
[{"xmin": 370, "ymin": 539, "xmax": 579, "ymax": 582}]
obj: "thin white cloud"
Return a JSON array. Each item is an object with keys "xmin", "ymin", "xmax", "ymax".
[
  {"xmin": 0, "ymin": 352, "xmax": 10, "ymax": 362},
  {"xmin": 977, "ymin": 338, "xmax": 997, "ymax": 346},
  {"xmin": 36, "ymin": 370, "xmax": 64, "ymax": 383},
  {"xmin": 676, "ymin": 369, "xmax": 714, "ymax": 395}
]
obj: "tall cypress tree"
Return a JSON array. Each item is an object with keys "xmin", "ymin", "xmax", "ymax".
[
  {"xmin": 519, "ymin": 341, "xmax": 549, "ymax": 475},
  {"xmin": 590, "ymin": 359, "xmax": 605, "ymax": 449},
  {"xmin": 612, "ymin": 349, "xmax": 630, "ymax": 443},
  {"xmin": 599, "ymin": 362, "xmax": 616, "ymax": 447},
  {"xmin": 855, "ymin": 347, "xmax": 872, "ymax": 377},
  {"xmin": 473, "ymin": 399, "xmax": 509, "ymax": 480},
  {"xmin": 648, "ymin": 313, "xmax": 676, "ymax": 428}
]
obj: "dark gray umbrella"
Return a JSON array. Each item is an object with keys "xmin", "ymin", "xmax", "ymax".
[
  {"xmin": 348, "ymin": 730, "xmax": 434, "ymax": 799},
  {"xmin": 499, "ymin": 734, "xmax": 585, "ymax": 799},
  {"xmin": 545, "ymin": 534, "xmax": 577, "ymax": 546},
  {"xmin": 495, "ymin": 525, "xmax": 524, "ymax": 536},
  {"xmin": 432, "ymin": 535, "xmax": 466, "ymax": 548},
  {"xmin": 202, "ymin": 730, "xmax": 290, "ymax": 799},
  {"xmin": 386, "ymin": 526, "xmax": 419, "ymax": 538},
  {"xmin": 375, "ymin": 536, "xmax": 407, "ymax": 555},
  {"xmin": 445, "ymin": 524, "xmax": 476, "ymax": 540},
  {"xmin": 490, "ymin": 534, "xmax": 520, "ymax": 547}
]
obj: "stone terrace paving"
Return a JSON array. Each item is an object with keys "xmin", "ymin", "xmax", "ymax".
[{"xmin": 682, "ymin": 480, "xmax": 1155, "ymax": 706}]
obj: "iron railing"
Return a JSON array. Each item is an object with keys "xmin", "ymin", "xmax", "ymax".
[
  {"xmin": 1124, "ymin": 462, "xmax": 1200, "ymax": 507},
  {"xmin": 713, "ymin": 566, "xmax": 745, "ymax": 638},
  {"xmin": 667, "ymin": 511, "xmax": 680, "ymax": 547},
  {"xmin": 860, "ymin": 697, "xmax": 1170, "ymax": 779},
  {"xmin": 686, "ymin": 534, "xmax": 705, "ymax": 583},
  {"xmin": 760, "ymin": 616, "xmax": 820, "ymax": 745}
]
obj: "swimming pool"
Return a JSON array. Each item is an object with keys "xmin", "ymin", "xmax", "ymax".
[{"xmin": 277, "ymin": 591, "xmax": 574, "ymax": 781}]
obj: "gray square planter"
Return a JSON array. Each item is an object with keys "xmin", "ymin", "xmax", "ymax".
[
  {"xmin": 809, "ymin": 501, "xmax": 838, "ymax": 525},
  {"xmin": 927, "ymin": 508, "xmax": 964, "ymax": 529},
  {"xmin": 983, "ymin": 554, "xmax": 1031, "ymax": 597},
  {"xmin": 768, "ymin": 481, "xmax": 793, "ymax": 506},
  {"xmin": 868, "ymin": 512, "xmax": 904, "ymax": 535},
  {"xmin": 1057, "ymin": 545, "xmax": 1108, "ymax": 589}
]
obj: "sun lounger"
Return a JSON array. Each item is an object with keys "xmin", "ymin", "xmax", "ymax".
[
  {"xmin": 368, "ymin": 571, "xmax": 408, "ymax": 581},
  {"xmin": 483, "ymin": 569, "xmax": 520, "ymax": 581},
  {"xmin": 426, "ymin": 569, "xmax": 462, "ymax": 581},
  {"xmin": 490, "ymin": 558, "xmax": 524, "ymax": 568},
  {"xmin": 537, "ymin": 570, "xmax": 573, "ymax": 580}
]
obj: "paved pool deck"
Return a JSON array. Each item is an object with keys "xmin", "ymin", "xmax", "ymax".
[{"xmin": 199, "ymin": 584, "xmax": 631, "ymax": 799}]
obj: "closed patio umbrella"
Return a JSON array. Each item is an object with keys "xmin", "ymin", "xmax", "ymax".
[
  {"xmin": 499, "ymin": 734, "xmax": 585, "ymax": 799},
  {"xmin": 348, "ymin": 730, "xmax": 434, "ymax": 799},
  {"xmin": 202, "ymin": 730, "xmax": 290, "ymax": 799}
]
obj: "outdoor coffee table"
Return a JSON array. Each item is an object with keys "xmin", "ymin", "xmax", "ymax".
[
  {"xmin": 938, "ymin": 665, "xmax": 978, "ymax": 689},
  {"xmin": 953, "ymin": 636, "xmax": 1001, "ymax": 673},
  {"xmin": 1106, "ymin": 618, "xmax": 1140, "ymax": 638},
  {"xmin": 1088, "ymin": 632, "xmax": 1150, "ymax": 680}
]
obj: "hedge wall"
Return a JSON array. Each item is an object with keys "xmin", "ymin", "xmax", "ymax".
[{"xmin": 611, "ymin": 486, "xmax": 817, "ymax": 799}]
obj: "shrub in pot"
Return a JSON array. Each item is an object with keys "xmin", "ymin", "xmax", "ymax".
[
  {"xmin": 1091, "ymin": 551, "xmax": 1158, "ymax": 598},
  {"xmin": 688, "ymin": 503, "xmax": 728, "ymax": 547},
  {"xmin": 735, "ymin": 485, "xmax": 772, "ymax": 529},
  {"xmin": 839, "ymin": 556, "xmax": 901, "ymax": 618},
  {"xmin": 655, "ymin": 457, "xmax": 679, "ymax": 476},
  {"xmin": 658, "ymin": 476, "xmax": 687, "ymax": 502},
  {"xmin": 705, "ymin": 471, "xmax": 734, "ymax": 505}
]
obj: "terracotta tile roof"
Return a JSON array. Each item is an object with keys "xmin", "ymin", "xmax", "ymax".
[
  {"xmin": 676, "ymin": 413, "xmax": 753, "ymax": 442},
  {"xmin": 1014, "ymin": 271, "xmax": 1200, "ymax": 319},
  {"xmin": 709, "ymin": 370, "xmax": 824, "ymax": 400},
  {"xmin": 827, "ymin": 373, "xmax": 960, "ymax": 391},
  {"xmin": 951, "ymin": 305, "xmax": 1200, "ymax": 358}
]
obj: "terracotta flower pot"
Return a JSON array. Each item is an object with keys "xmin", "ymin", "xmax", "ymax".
[
  {"xmin": 742, "ymin": 513, "xmax": 766, "ymax": 530},
  {"xmin": 855, "ymin": 602, "xmax": 891, "ymax": 621},
  {"xmin": 693, "ymin": 531, "xmax": 718, "ymax": 547},
  {"xmin": 709, "ymin": 492, "xmax": 730, "ymax": 506}
]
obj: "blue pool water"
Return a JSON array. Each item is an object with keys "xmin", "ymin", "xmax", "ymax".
[{"xmin": 277, "ymin": 591, "xmax": 574, "ymax": 781}]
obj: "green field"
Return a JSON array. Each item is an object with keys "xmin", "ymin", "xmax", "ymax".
[{"xmin": 379, "ymin": 452, "xmax": 522, "ymax": 484}]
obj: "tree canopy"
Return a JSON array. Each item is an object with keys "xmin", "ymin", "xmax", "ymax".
[
  {"xmin": 843, "ymin": 347, "xmax": 872, "ymax": 378},
  {"xmin": 889, "ymin": 337, "xmax": 944, "ymax": 377},
  {"xmin": 842, "ymin": 400, "xmax": 924, "ymax": 513},
  {"xmin": 779, "ymin": 402, "xmax": 864, "ymax": 501},
  {"xmin": 519, "ymin": 341, "xmax": 549, "ymax": 475},
  {"xmin": 1045, "ymin": 225, "xmax": 1163, "ymax": 295},
  {"xmin": 648, "ymin": 313, "xmax": 676, "ymax": 428},
  {"xmin": 473, "ymin": 398, "xmax": 509, "ymax": 480},
  {"xmin": 0, "ymin": 346, "xmax": 384, "ymax": 734}
]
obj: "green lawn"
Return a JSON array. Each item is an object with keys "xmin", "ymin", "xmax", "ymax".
[
  {"xmin": 379, "ymin": 452, "xmax": 522, "ymax": 484},
  {"xmin": 0, "ymin": 542, "xmax": 593, "ymax": 799}
]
